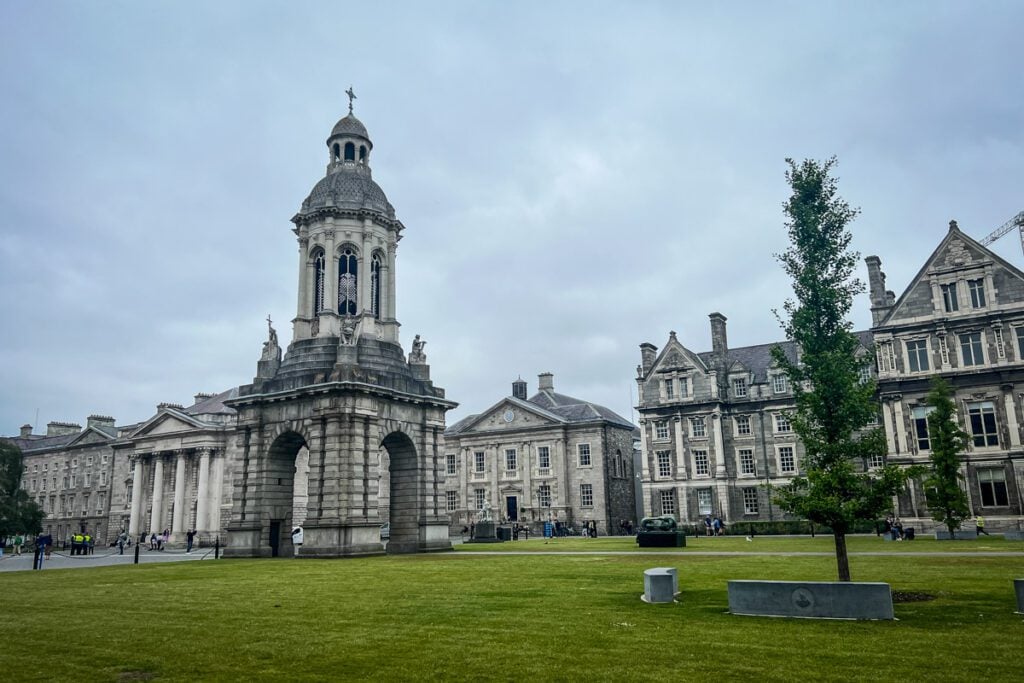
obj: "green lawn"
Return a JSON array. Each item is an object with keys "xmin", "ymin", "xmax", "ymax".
[{"xmin": 2, "ymin": 547, "xmax": 1022, "ymax": 681}]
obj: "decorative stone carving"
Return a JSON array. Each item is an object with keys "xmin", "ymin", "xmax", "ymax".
[
  {"xmin": 261, "ymin": 315, "xmax": 281, "ymax": 362},
  {"xmin": 409, "ymin": 334, "xmax": 427, "ymax": 363},
  {"xmin": 340, "ymin": 316, "xmax": 358, "ymax": 346}
]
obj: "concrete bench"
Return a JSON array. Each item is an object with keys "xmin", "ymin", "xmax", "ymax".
[
  {"xmin": 728, "ymin": 580, "xmax": 893, "ymax": 620},
  {"xmin": 642, "ymin": 567, "xmax": 678, "ymax": 604},
  {"xmin": 934, "ymin": 529, "xmax": 978, "ymax": 540}
]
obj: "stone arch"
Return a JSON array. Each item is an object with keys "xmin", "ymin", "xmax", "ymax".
[
  {"xmin": 381, "ymin": 430, "xmax": 419, "ymax": 554},
  {"xmin": 263, "ymin": 429, "xmax": 308, "ymax": 557}
]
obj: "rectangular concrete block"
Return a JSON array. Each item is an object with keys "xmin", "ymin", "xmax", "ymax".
[
  {"xmin": 643, "ymin": 568, "xmax": 677, "ymax": 603},
  {"xmin": 934, "ymin": 529, "xmax": 978, "ymax": 540},
  {"xmin": 1003, "ymin": 531, "xmax": 1024, "ymax": 541},
  {"xmin": 728, "ymin": 580, "xmax": 894, "ymax": 620},
  {"xmin": 1016, "ymin": 579, "xmax": 1024, "ymax": 613}
]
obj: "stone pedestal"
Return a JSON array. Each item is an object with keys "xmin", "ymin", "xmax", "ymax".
[
  {"xmin": 642, "ymin": 567, "xmax": 678, "ymax": 604},
  {"xmin": 637, "ymin": 531, "xmax": 686, "ymax": 547},
  {"xmin": 728, "ymin": 580, "xmax": 894, "ymax": 620},
  {"xmin": 468, "ymin": 521, "xmax": 501, "ymax": 543}
]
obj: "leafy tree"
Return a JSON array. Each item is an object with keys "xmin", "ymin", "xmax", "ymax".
[
  {"xmin": 922, "ymin": 377, "xmax": 971, "ymax": 538},
  {"xmin": 0, "ymin": 440, "xmax": 44, "ymax": 538},
  {"xmin": 771, "ymin": 157, "xmax": 917, "ymax": 582}
]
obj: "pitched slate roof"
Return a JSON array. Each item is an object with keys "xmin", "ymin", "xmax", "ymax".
[
  {"xmin": 695, "ymin": 330, "xmax": 872, "ymax": 383},
  {"xmin": 185, "ymin": 388, "xmax": 238, "ymax": 416},
  {"xmin": 446, "ymin": 388, "xmax": 634, "ymax": 436}
]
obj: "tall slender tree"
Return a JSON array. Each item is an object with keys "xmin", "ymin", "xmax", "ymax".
[
  {"xmin": 923, "ymin": 377, "xmax": 971, "ymax": 538},
  {"xmin": 771, "ymin": 157, "xmax": 915, "ymax": 582}
]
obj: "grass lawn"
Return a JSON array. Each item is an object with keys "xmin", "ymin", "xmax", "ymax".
[{"xmin": 2, "ymin": 545, "xmax": 1022, "ymax": 681}]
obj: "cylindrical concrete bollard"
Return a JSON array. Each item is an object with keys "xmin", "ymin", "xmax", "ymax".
[{"xmin": 1015, "ymin": 579, "xmax": 1024, "ymax": 613}]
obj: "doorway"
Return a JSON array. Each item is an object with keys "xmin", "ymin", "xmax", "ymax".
[
  {"xmin": 506, "ymin": 495, "xmax": 518, "ymax": 522},
  {"xmin": 269, "ymin": 520, "xmax": 281, "ymax": 557}
]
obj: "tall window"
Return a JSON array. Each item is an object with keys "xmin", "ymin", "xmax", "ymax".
[
  {"xmin": 655, "ymin": 421, "xmax": 669, "ymax": 440},
  {"xmin": 665, "ymin": 378, "xmax": 675, "ymax": 399},
  {"xmin": 312, "ymin": 249, "xmax": 325, "ymax": 315},
  {"xmin": 697, "ymin": 489, "xmax": 713, "ymax": 515},
  {"xmin": 1016, "ymin": 327, "xmax": 1024, "ymax": 360},
  {"xmin": 742, "ymin": 487, "xmax": 759, "ymax": 514},
  {"xmin": 445, "ymin": 454, "xmax": 456, "ymax": 475},
  {"xmin": 537, "ymin": 484, "xmax": 552, "ymax": 508},
  {"xmin": 773, "ymin": 375, "xmax": 789, "ymax": 394},
  {"xmin": 779, "ymin": 446, "xmax": 796, "ymax": 473},
  {"xmin": 660, "ymin": 490, "xmax": 676, "ymax": 516},
  {"xmin": 738, "ymin": 449, "xmax": 755, "ymax": 475},
  {"xmin": 474, "ymin": 489, "xmax": 486, "ymax": 510},
  {"xmin": 446, "ymin": 491, "xmax": 458, "ymax": 511},
  {"xmin": 580, "ymin": 484, "xmax": 594, "ymax": 507},
  {"xmin": 505, "ymin": 449, "xmax": 517, "ymax": 472},
  {"xmin": 960, "ymin": 332, "xmax": 984, "ymax": 367},
  {"xmin": 338, "ymin": 247, "xmax": 358, "ymax": 315},
  {"xmin": 474, "ymin": 451, "xmax": 485, "ymax": 473},
  {"xmin": 694, "ymin": 450, "xmax": 709, "ymax": 476},
  {"xmin": 678, "ymin": 377, "xmax": 689, "ymax": 397},
  {"xmin": 690, "ymin": 417, "xmax": 706, "ymax": 438},
  {"xmin": 735, "ymin": 415, "xmax": 751, "ymax": 436},
  {"xmin": 941, "ymin": 283, "xmax": 959, "ymax": 312},
  {"xmin": 978, "ymin": 469, "xmax": 1009, "ymax": 506},
  {"xmin": 906, "ymin": 340, "xmax": 930, "ymax": 372},
  {"xmin": 775, "ymin": 414, "xmax": 792, "ymax": 433},
  {"xmin": 577, "ymin": 444, "xmax": 591, "ymax": 467},
  {"xmin": 912, "ymin": 406, "xmax": 934, "ymax": 451},
  {"xmin": 968, "ymin": 279, "xmax": 986, "ymax": 308},
  {"xmin": 733, "ymin": 378, "xmax": 748, "ymax": 398},
  {"xmin": 967, "ymin": 401, "xmax": 998, "ymax": 447},
  {"xmin": 371, "ymin": 253, "xmax": 382, "ymax": 318},
  {"xmin": 537, "ymin": 446, "xmax": 551, "ymax": 470},
  {"xmin": 656, "ymin": 451, "xmax": 672, "ymax": 477}
]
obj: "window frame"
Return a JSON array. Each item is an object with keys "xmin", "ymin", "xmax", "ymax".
[
  {"xmin": 732, "ymin": 377, "xmax": 748, "ymax": 398},
  {"xmin": 580, "ymin": 483, "xmax": 594, "ymax": 507},
  {"xmin": 446, "ymin": 490, "xmax": 458, "ymax": 512},
  {"xmin": 693, "ymin": 449, "xmax": 710, "ymax": 477},
  {"xmin": 738, "ymin": 448, "xmax": 756, "ymax": 476},
  {"xmin": 445, "ymin": 454, "xmax": 457, "ymax": 476},
  {"xmin": 941, "ymin": 282, "xmax": 959, "ymax": 312},
  {"xmin": 654, "ymin": 421, "xmax": 669, "ymax": 441},
  {"xmin": 774, "ymin": 414, "xmax": 792, "ymax": 434},
  {"xmin": 577, "ymin": 443, "xmax": 592, "ymax": 467},
  {"xmin": 505, "ymin": 448, "xmax": 518, "ymax": 472},
  {"xmin": 656, "ymin": 450, "xmax": 672, "ymax": 478},
  {"xmin": 742, "ymin": 487, "xmax": 759, "ymax": 514},
  {"xmin": 967, "ymin": 401, "xmax": 999, "ymax": 448},
  {"xmin": 659, "ymin": 489, "xmax": 676, "ymax": 517},
  {"xmin": 778, "ymin": 445, "xmax": 797, "ymax": 474},
  {"xmin": 959, "ymin": 331, "xmax": 985, "ymax": 367},
  {"xmin": 537, "ymin": 446, "xmax": 551, "ymax": 470},
  {"xmin": 905, "ymin": 339, "xmax": 930, "ymax": 373},
  {"xmin": 735, "ymin": 415, "xmax": 751, "ymax": 436},
  {"xmin": 968, "ymin": 278, "xmax": 986, "ymax": 308},
  {"xmin": 474, "ymin": 451, "xmax": 486, "ymax": 474},
  {"xmin": 690, "ymin": 417, "xmax": 707, "ymax": 439},
  {"xmin": 772, "ymin": 374, "xmax": 789, "ymax": 394},
  {"xmin": 978, "ymin": 468, "xmax": 1009, "ymax": 507}
]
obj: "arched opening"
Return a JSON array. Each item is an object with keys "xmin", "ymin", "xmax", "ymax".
[
  {"xmin": 359, "ymin": 145, "xmax": 367, "ymax": 162},
  {"xmin": 338, "ymin": 247, "xmax": 358, "ymax": 315},
  {"xmin": 265, "ymin": 431, "xmax": 308, "ymax": 557},
  {"xmin": 312, "ymin": 248, "xmax": 325, "ymax": 315},
  {"xmin": 344, "ymin": 142, "xmax": 355, "ymax": 161},
  {"xmin": 381, "ymin": 431, "xmax": 419, "ymax": 554},
  {"xmin": 332, "ymin": 143, "xmax": 340, "ymax": 162},
  {"xmin": 371, "ymin": 253, "xmax": 381, "ymax": 319}
]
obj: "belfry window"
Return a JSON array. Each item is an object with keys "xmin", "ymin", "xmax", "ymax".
[
  {"xmin": 332, "ymin": 143, "xmax": 340, "ymax": 162},
  {"xmin": 312, "ymin": 249, "xmax": 325, "ymax": 315},
  {"xmin": 338, "ymin": 247, "xmax": 358, "ymax": 315},
  {"xmin": 371, "ymin": 253, "xmax": 382, "ymax": 318},
  {"xmin": 359, "ymin": 145, "xmax": 367, "ymax": 162},
  {"xmin": 344, "ymin": 142, "xmax": 355, "ymax": 161}
]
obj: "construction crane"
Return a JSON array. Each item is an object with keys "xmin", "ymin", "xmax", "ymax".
[{"xmin": 980, "ymin": 211, "xmax": 1024, "ymax": 254}]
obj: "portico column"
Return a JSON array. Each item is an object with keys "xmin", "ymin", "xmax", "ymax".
[
  {"xmin": 196, "ymin": 448, "xmax": 212, "ymax": 532},
  {"xmin": 149, "ymin": 455, "xmax": 165, "ymax": 534},
  {"xmin": 712, "ymin": 412, "xmax": 730, "ymax": 522},
  {"xmin": 172, "ymin": 450, "xmax": 187, "ymax": 536},
  {"xmin": 129, "ymin": 456, "xmax": 145, "ymax": 536},
  {"xmin": 386, "ymin": 243, "xmax": 397, "ymax": 319}
]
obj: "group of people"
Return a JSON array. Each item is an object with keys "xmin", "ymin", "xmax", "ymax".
[
  {"xmin": 618, "ymin": 519, "xmax": 635, "ymax": 535},
  {"xmin": 703, "ymin": 515, "xmax": 726, "ymax": 536},
  {"xmin": 69, "ymin": 531, "xmax": 95, "ymax": 555}
]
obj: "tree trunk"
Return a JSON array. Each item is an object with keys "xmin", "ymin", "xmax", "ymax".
[
  {"xmin": 834, "ymin": 531, "xmax": 851, "ymax": 581},
  {"xmin": 947, "ymin": 521, "xmax": 957, "ymax": 539}
]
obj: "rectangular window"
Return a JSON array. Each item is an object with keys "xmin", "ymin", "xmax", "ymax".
[
  {"xmin": 869, "ymin": 454, "xmax": 885, "ymax": 469},
  {"xmin": 690, "ymin": 417, "xmax": 706, "ymax": 438},
  {"xmin": 31, "ymin": 479, "xmax": 37, "ymax": 491},
  {"xmin": 537, "ymin": 484, "xmax": 551, "ymax": 508},
  {"xmin": 33, "ymin": 464, "xmax": 38, "ymax": 473},
  {"xmin": 678, "ymin": 377, "xmax": 689, "ymax": 397},
  {"xmin": 580, "ymin": 483, "xmax": 594, "ymax": 507},
  {"xmin": 101, "ymin": 454, "xmax": 108, "ymax": 465},
  {"xmin": 941, "ymin": 282, "xmax": 959, "ymax": 312},
  {"xmin": 41, "ymin": 478, "xmax": 46, "ymax": 491},
  {"xmin": 735, "ymin": 415, "xmax": 751, "ymax": 436},
  {"xmin": 913, "ymin": 406, "xmax": 934, "ymax": 451},
  {"xmin": 505, "ymin": 449, "xmax": 517, "ymax": 472},
  {"xmin": 72, "ymin": 458, "xmax": 78, "ymax": 468},
  {"xmin": 906, "ymin": 340, "xmax": 930, "ymax": 373},
  {"xmin": 665, "ymin": 378, "xmax": 675, "ymax": 399},
  {"xmin": 978, "ymin": 469, "xmax": 1009, "ymax": 507},
  {"xmin": 968, "ymin": 279, "xmax": 986, "ymax": 308},
  {"xmin": 660, "ymin": 489, "xmax": 676, "ymax": 516},
  {"xmin": 446, "ymin": 454, "xmax": 456, "ymax": 475},
  {"xmin": 858, "ymin": 365, "xmax": 872, "ymax": 383},
  {"xmin": 97, "ymin": 493, "xmax": 105, "ymax": 514},
  {"xmin": 775, "ymin": 414, "xmax": 792, "ymax": 433},
  {"xmin": 738, "ymin": 449, "xmax": 756, "ymax": 475},
  {"xmin": 656, "ymin": 450, "xmax": 672, "ymax": 478},
  {"xmin": 967, "ymin": 401, "xmax": 999, "ymax": 448},
  {"xmin": 87, "ymin": 456, "xmax": 93, "ymax": 466},
  {"xmin": 655, "ymin": 421, "xmax": 669, "ymax": 440},
  {"xmin": 62, "ymin": 476, "xmax": 69, "ymax": 489},
  {"xmin": 52, "ymin": 477, "xmax": 56, "ymax": 490},
  {"xmin": 474, "ymin": 451, "xmax": 485, "ymax": 473},
  {"xmin": 779, "ymin": 446, "xmax": 796, "ymax": 474},
  {"xmin": 694, "ymin": 450, "xmax": 709, "ymax": 476},
  {"xmin": 960, "ymin": 332, "xmax": 984, "ymax": 366},
  {"xmin": 474, "ymin": 489, "xmax": 486, "ymax": 510},
  {"xmin": 733, "ymin": 378, "xmax": 747, "ymax": 398},
  {"xmin": 742, "ymin": 487, "xmax": 759, "ymax": 514},
  {"xmin": 1016, "ymin": 327, "xmax": 1024, "ymax": 361},
  {"xmin": 773, "ymin": 375, "xmax": 789, "ymax": 394},
  {"xmin": 82, "ymin": 494, "xmax": 89, "ymax": 516},
  {"xmin": 577, "ymin": 444, "xmax": 591, "ymax": 467},
  {"xmin": 697, "ymin": 489, "xmax": 713, "ymax": 516},
  {"xmin": 537, "ymin": 446, "xmax": 550, "ymax": 470},
  {"xmin": 43, "ymin": 463, "xmax": 47, "ymax": 472},
  {"xmin": 446, "ymin": 490, "xmax": 458, "ymax": 512},
  {"xmin": 85, "ymin": 473, "xmax": 92, "ymax": 487}
]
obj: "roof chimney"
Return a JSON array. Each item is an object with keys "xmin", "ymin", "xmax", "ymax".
[
  {"xmin": 639, "ymin": 343, "xmax": 657, "ymax": 375},
  {"xmin": 512, "ymin": 377, "xmax": 528, "ymax": 400},
  {"xmin": 87, "ymin": 415, "xmax": 116, "ymax": 430},
  {"xmin": 20, "ymin": 424, "xmax": 32, "ymax": 437},
  {"xmin": 46, "ymin": 421, "xmax": 81, "ymax": 437},
  {"xmin": 865, "ymin": 256, "xmax": 894, "ymax": 326},
  {"xmin": 709, "ymin": 312, "xmax": 728, "ymax": 361},
  {"xmin": 194, "ymin": 392, "xmax": 216, "ymax": 405},
  {"xmin": 538, "ymin": 372, "xmax": 554, "ymax": 392}
]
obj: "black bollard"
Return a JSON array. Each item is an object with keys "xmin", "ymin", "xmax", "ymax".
[
  {"xmin": 33, "ymin": 546, "xmax": 41, "ymax": 570},
  {"xmin": 215, "ymin": 536, "xmax": 220, "ymax": 560},
  {"xmin": 134, "ymin": 542, "xmax": 140, "ymax": 565}
]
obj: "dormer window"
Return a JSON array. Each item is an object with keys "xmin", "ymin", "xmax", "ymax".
[
  {"xmin": 941, "ymin": 283, "xmax": 959, "ymax": 312},
  {"xmin": 773, "ymin": 375, "xmax": 789, "ymax": 394},
  {"xmin": 968, "ymin": 279, "xmax": 986, "ymax": 308},
  {"xmin": 733, "ymin": 378, "xmax": 747, "ymax": 398}
]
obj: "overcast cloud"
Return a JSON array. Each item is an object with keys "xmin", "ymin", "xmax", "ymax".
[{"xmin": 1, "ymin": 2, "xmax": 1022, "ymax": 434}]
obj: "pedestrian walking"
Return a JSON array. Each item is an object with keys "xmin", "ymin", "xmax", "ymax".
[
  {"xmin": 13, "ymin": 534, "xmax": 24, "ymax": 556},
  {"xmin": 976, "ymin": 515, "xmax": 990, "ymax": 536},
  {"xmin": 186, "ymin": 529, "xmax": 195, "ymax": 553}
]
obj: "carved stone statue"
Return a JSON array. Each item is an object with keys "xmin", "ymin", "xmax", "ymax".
[
  {"xmin": 261, "ymin": 314, "xmax": 281, "ymax": 362},
  {"xmin": 409, "ymin": 334, "xmax": 427, "ymax": 363},
  {"xmin": 479, "ymin": 499, "xmax": 493, "ymax": 523},
  {"xmin": 340, "ymin": 316, "xmax": 357, "ymax": 346}
]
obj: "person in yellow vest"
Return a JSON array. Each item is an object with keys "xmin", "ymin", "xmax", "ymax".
[
  {"xmin": 84, "ymin": 533, "xmax": 92, "ymax": 555},
  {"xmin": 72, "ymin": 532, "xmax": 84, "ymax": 556},
  {"xmin": 976, "ymin": 515, "xmax": 990, "ymax": 536}
]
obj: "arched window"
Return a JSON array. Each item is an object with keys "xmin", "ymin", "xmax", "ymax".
[
  {"xmin": 344, "ymin": 142, "xmax": 355, "ymax": 161},
  {"xmin": 338, "ymin": 247, "xmax": 358, "ymax": 315},
  {"xmin": 371, "ymin": 253, "xmax": 382, "ymax": 318},
  {"xmin": 359, "ymin": 145, "xmax": 367, "ymax": 162},
  {"xmin": 332, "ymin": 143, "xmax": 340, "ymax": 162},
  {"xmin": 312, "ymin": 249, "xmax": 325, "ymax": 315}
]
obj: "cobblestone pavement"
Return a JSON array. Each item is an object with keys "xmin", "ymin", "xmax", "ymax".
[{"xmin": 0, "ymin": 547, "xmax": 216, "ymax": 573}]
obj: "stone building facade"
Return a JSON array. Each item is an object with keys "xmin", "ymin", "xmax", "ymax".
[{"xmin": 444, "ymin": 373, "xmax": 636, "ymax": 535}]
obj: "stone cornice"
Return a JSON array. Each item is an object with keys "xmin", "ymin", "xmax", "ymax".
[{"xmin": 291, "ymin": 206, "xmax": 404, "ymax": 233}]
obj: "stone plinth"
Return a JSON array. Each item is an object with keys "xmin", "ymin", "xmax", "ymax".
[
  {"xmin": 934, "ymin": 529, "xmax": 978, "ymax": 540},
  {"xmin": 1015, "ymin": 579, "xmax": 1024, "ymax": 614},
  {"xmin": 642, "ymin": 567, "xmax": 678, "ymax": 604},
  {"xmin": 468, "ymin": 521, "xmax": 501, "ymax": 543},
  {"xmin": 1003, "ymin": 531, "xmax": 1024, "ymax": 541},
  {"xmin": 637, "ymin": 531, "xmax": 686, "ymax": 547},
  {"xmin": 728, "ymin": 580, "xmax": 894, "ymax": 620}
]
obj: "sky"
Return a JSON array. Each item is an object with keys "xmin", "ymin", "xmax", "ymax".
[{"xmin": 1, "ymin": 2, "xmax": 1022, "ymax": 434}]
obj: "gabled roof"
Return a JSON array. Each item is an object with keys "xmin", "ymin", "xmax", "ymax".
[
  {"xmin": 691, "ymin": 331, "xmax": 871, "ymax": 384},
  {"xmin": 6, "ymin": 432, "xmax": 78, "ymax": 453},
  {"xmin": 445, "ymin": 396, "xmax": 568, "ymax": 436},
  {"xmin": 185, "ymin": 388, "xmax": 238, "ymax": 416},
  {"xmin": 64, "ymin": 425, "xmax": 117, "ymax": 448},
  {"xmin": 445, "ymin": 387, "xmax": 634, "ymax": 436}
]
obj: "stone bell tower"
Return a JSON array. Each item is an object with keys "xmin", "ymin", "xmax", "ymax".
[{"xmin": 226, "ymin": 96, "xmax": 456, "ymax": 558}]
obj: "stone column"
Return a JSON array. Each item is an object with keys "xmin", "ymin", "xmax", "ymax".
[
  {"xmin": 360, "ymin": 219, "xmax": 372, "ymax": 316},
  {"xmin": 129, "ymin": 456, "xmax": 145, "ymax": 536},
  {"xmin": 324, "ymin": 228, "xmax": 338, "ymax": 314},
  {"xmin": 195, "ymin": 448, "xmax": 211, "ymax": 532},
  {"xmin": 712, "ymin": 412, "xmax": 730, "ymax": 522},
  {"xmin": 892, "ymin": 399, "xmax": 907, "ymax": 455},
  {"xmin": 149, "ymin": 455, "xmax": 165, "ymax": 534},
  {"xmin": 171, "ymin": 451, "xmax": 187, "ymax": 537},
  {"xmin": 673, "ymin": 417, "xmax": 687, "ymax": 478},
  {"xmin": 210, "ymin": 450, "xmax": 226, "ymax": 533},
  {"xmin": 296, "ymin": 237, "xmax": 310, "ymax": 320},
  {"xmin": 386, "ymin": 242, "xmax": 397, "ymax": 320},
  {"xmin": 1003, "ymin": 388, "xmax": 1021, "ymax": 448},
  {"xmin": 639, "ymin": 420, "xmax": 651, "ymax": 481}
]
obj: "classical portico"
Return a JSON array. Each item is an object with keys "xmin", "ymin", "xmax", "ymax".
[{"xmin": 225, "ymin": 101, "xmax": 456, "ymax": 558}]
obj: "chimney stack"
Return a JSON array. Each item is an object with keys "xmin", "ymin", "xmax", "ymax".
[
  {"xmin": 20, "ymin": 424, "xmax": 32, "ymax": 437},
  {"xmin": 538, "ymin": 372, "xmax": 554, "ymax": 392},
  {"xmin": 194, "ymin": 392, "xmax": 215, "ymax": 405},
  {"xmin": 639, "ymin": 343, "xmax": 657, "ymax": 375},
  {"xmin": 709, "ymin": 312, "xmax": 728, "ymax": 361},
  {"xmin": 512, "ymin": 377, "xmax": 528, "ymax": 400},
  {"xmin": 46, "ymin": 421, "xmax": 81, "ymax": 436},
  {"xmin": 87, "ymin": 415, "xmax": 116, "ymax": 430},
  {"xmin": 865, "ymin": 256, "xmax": 894, "ymax": 326}
]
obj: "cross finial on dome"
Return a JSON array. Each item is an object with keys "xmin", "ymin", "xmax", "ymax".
[{"xmin": 346, "ymin": 86, "xmax": 357, "ymax": 114}]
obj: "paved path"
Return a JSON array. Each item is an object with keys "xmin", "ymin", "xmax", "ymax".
[
  {"xmin": 446, "ymin": 550, "xmax": 1024, "ymax": 557},
  {"xmin": 0, "ymin": 547, "xmax": 216, "ymax": 573}
]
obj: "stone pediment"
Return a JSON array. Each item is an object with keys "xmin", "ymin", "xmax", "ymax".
[
  {"xmin": 455, "ymin": 398, "xmax": 564, "ymax": 435},
  {"xmin": 129, "ymin": 410, "xmax": 207, "ymax": 439},
  {"xmin": 65, "ymin": 427, "xmax": 114, "ymax": 448},
  {"xmin": 652, "ymin": 336, "xmax": 707, "ymax": 375}
]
